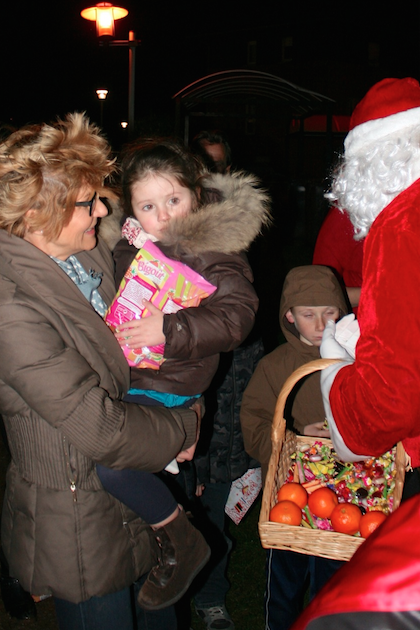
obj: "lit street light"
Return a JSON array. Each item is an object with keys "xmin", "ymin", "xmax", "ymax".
[
  {"xmin": 96, "ymin": 89, "xmax": 108, "ymax": 127},
  {"xmin": 81, "ymin": 3, "xmax": 140, "ymax": 134},
  {"xmin": 81, "ymin": 2, "xmax": 128, "ymax": 37}
]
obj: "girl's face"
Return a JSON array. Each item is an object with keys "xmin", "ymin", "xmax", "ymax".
[{"xmin": 131, "ymin": 172, "xmax": 194, "ymax": 239}]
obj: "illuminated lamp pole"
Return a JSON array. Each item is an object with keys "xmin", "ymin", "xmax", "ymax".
[
  {"xmin": 96, "ymin": 88, "xmax": 108, "ymax": 127},
  {"xmin": 81, "ymin": 3, "xmax": 140, "ymax": 133}
]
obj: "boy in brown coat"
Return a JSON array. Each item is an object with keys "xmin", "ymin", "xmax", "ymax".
[{"xmin": 240, "ymin": 265, "xmax": 348, "ymax": 630}]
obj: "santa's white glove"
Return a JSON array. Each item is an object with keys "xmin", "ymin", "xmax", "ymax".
[
  {"xmin": 320, "ymin": 314, "xmax": 359, "ymax": 361},
  {"xmin": 320, "ymin": 314, "xmax": 369, "ymax": 462},
  {"xmin": 334, "ymin": 313, "xmax": 360, "ymax": 359}
]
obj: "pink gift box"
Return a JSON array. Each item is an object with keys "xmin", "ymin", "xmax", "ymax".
[{"xmin": 105, "ymin": 240, "xmax": 217, "ymax": 369}]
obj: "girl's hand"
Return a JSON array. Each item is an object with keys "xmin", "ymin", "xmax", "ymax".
[{"xmin": 114, "ymin": 301, "xmax": 165, "ymax": 348}]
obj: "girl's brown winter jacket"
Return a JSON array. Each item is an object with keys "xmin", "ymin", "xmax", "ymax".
[{"xmin": 112, "ymin": 171, "xmax": 271, "ymax": 396}]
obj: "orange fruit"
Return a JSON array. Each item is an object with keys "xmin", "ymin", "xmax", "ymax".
[
  {"xmin": 269, "ymin": 500, "xmax": 302, "ymax": 526},
  {"xmin": 359, "ymin": 511, "xmax": 387, "ymax": 538},
  {"xmin": 330, "ymin": 503, "xmax": 362, "ymax": 535},
  {"xmin": 307, "ymin": 487, "xmax": 338, "ymax": 519},
  {"xmin": 277, "ymin": 482, "xmax": 308, "ymax": 509}
]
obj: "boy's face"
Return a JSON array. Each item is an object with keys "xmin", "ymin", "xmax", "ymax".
[{"xmin": 286, "ymin": 306, "xmax": 340, "ymax": 347}]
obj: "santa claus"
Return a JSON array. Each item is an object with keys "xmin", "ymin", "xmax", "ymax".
[
  {"xmin": 320, "ymin": 77, "xmax": 420, "ymax": 470},
  {"xmin": 288, "ymin": 77, "xmax": 420, "ymax": 630}
]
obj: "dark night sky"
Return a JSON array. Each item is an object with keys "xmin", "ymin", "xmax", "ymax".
[{"xmin": 2, "ymin": 1, "xmax": 420, "ymax": 136}]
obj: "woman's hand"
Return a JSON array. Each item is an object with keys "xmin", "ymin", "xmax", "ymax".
[{"xmin": 114, "ymin": 301, "xmax": 165, "ymax": 348}]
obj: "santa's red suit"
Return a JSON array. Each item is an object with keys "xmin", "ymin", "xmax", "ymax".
[
  {"xmin": 326, "ymin": 178, "xmax": 420, "ymax": 466},
  {"xmin": 321, "ymin": 78, "xmax": 420, "ymax": 468},
  {"xmin": 291, "ymin": 494, "xmax": 420, "ymax": 630}
]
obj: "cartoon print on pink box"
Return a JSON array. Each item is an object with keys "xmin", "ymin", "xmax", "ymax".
[{"xmin": 105, "ymin": 240, "xmax": 217, "ymax": 369}]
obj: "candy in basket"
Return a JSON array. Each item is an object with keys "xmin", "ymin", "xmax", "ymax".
[{"xmin": 258, "ymin": 359, "xmax": 406, "ymax": 562}]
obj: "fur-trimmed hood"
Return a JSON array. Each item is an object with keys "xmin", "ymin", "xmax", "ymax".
[
  {"xmin": 99, "ymin": 171, "xmax": 271, "ymax": 255},
  {"xmin": 98, "ymin": 198, "xmax": 124, "ymax": 252},
  {"xmin": 160, "ymin": 171, "xmax": 271, "ymax": 257}
]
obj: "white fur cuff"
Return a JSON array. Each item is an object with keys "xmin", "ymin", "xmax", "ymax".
[{"xmin": 321, "ymin": 362, "xmax": 371, "ymax": 462}]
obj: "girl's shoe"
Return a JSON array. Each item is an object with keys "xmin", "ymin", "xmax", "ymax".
[{"xmin": 138, "ymin": 508, "xmax": 210, "ymax": 610}]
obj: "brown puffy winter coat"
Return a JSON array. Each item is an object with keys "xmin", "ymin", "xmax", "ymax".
[
  {"xmin": 0, "ymin": 231, "xmax": 197, "ymax": 603},
  {"xmin": 112, "ymin": 171, "xmax": 271, "ymax": 396}
]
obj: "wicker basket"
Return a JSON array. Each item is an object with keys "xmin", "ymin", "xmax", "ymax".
[{"xmin": 259, "ymin": 358, "xmax": 406, "ymax": 561}]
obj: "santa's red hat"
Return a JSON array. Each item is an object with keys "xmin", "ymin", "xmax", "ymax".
[{"xmin": 345, "ymin": 77, "xmax": 420, "ymax": 157}]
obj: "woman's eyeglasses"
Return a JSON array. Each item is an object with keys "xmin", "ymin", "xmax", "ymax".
[{"xmin": 75, "ymin": 192, "xmax": 97, "ymax": 216}]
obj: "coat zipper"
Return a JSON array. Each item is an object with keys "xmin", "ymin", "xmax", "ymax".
[{"xmin": 63, "ymin": 436, "xmax": 78, "ymax": 502}]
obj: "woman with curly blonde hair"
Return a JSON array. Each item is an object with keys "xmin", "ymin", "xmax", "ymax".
[{"xmin": 0, "ymin": 113, "xmax": 198, "ymax": 629}]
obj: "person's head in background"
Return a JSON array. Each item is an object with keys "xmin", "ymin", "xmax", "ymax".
[{"xmin": 191, "ymin": 130, "xmax": 232, "ymax": 174}]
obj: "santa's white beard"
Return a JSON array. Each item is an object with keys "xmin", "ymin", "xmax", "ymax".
[{"xmin": 326, "ymin": 127, "xmax": 420, "ymax": 239}]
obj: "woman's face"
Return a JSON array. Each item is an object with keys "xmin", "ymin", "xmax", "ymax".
[
  {"xmin": 131, "ymin": 173, "xmax": 193, "ymax": 239},
  {"xmin": 24, "ymin": 186, "xmax": 108, "ymax": 260}
]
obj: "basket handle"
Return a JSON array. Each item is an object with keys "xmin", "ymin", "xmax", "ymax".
[{"xmin": 271, "ymin": 357, "xmax": 342, "ymax": 445}]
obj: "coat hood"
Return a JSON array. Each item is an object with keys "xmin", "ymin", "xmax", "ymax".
[
  {"xmin": 160, "ymin": 171, "xmax": 271, "ymax": 257},
  {"xmin": 280, "ymin": 265, "xmax": 349, "ymax": 345},
  {"xmin": 98, "ymin": 198, "xmax": 124, "ymax": 252},
  {"xmin": 100, "ymin": 171, "xmax": 271, "ymax": 256}
]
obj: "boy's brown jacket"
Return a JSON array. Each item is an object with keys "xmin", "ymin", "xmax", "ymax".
[{"xmin": 240, "ymin": 265, "xmax": 348, "ymax": 482}]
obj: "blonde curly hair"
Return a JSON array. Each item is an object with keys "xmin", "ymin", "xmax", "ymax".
[{"xmin": 0, "ymin": 112, "xmax": 116, "ymax": 239}]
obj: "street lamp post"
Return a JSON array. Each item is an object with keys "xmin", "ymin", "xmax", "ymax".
[
  {"xmin": 81, "ymin": 3, "xmax": 140, "ymax": 135},
  {"xmin": 96, "ymin": 89, "xmax": 108, "ymax": 127}
]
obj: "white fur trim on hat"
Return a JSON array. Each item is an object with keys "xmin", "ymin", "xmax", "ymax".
[{"xmin": 345, "ymin": 106, "xmax": 420, "ymax": 157}]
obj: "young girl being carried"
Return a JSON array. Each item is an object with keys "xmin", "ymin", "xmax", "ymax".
[{"xmin": 97, "ymin": 137, "xmax": 271, "ymax": 611}]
